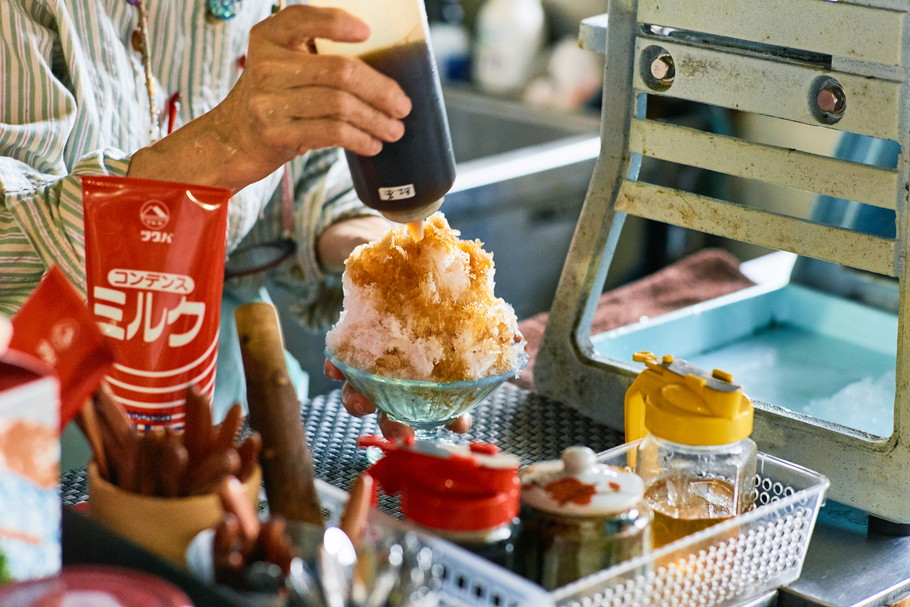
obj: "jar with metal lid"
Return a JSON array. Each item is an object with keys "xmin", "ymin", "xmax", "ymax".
[
  {"xmin": 362, "ymin": 435, "xmax": 521, "ymax": 570},
  {"xmin": 516, "ymin": 446, "xmax": 651, "ymax": 590}
]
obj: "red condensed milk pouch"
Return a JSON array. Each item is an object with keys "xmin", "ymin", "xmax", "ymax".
[
  {"xmin": 82, "ymin": 176, "xmax": 230, "ymax": 429},
  {"xmin": 10, "ymin": 265, "xmax": 116, "ymax": 432}
]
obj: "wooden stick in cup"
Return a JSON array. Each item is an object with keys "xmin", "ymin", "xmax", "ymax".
[
  {"xmin": 188, "ymin": 448, "xmax": 241, "ymax": 496},
  {"xmin": 75, "ymin": 399, "xmax": 108, "ymax": 479},
  {"xmin": 236, "ymin": 431, "xmax": 262, "ymax": 483},
  {"xmin": 183, "ymin": 386, "xmax": 214, "ymax": 465},
  {"xmin": 235, "ymin": 302, "xmax": 323, "ymax": 527},
  {"xmin": 159, "ymin": 436, "xmax": 189, "ymax": 498},
  {"xmin": 213, "ymin": 513, "xmax": 247, "ymax": 588},
  {"xmin": 340, "ymin": 472, "xmax": 375, "ymax": 544},
  {"xmin": 218, "ymin": 476, "xmax": 261, "ymax": 544},
  {"xmin": 83, "ymin": 383, "xmax": 262, "ymax": 502},
  {"xmin": 213, "ymin": 403, "xmax": 244, "ymax": 454},
  {"xmin": 258, "ymin": 517, "xmax": 295, "ymax": 574},
  {"xmin": 92, "ymin": 386, "xmax": 138, "ymax": 491}
]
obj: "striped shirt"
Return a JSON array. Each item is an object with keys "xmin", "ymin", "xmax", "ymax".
[{"xmin": 0, "ymin": 0, "xmax": 371, "ymax": 329}]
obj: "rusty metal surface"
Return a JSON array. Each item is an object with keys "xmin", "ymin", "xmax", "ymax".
[
  {"xmin": 615, "ymin": 181, "xmax": 897, "ymax": 276},
  {"xmin": 628, "ymin": 119, "xmax": 899, "ymax": 208},
  {"xmin": 632, "ymin": 36, "xmax": 902, "ymax": 140},
  {"xmin": 639, "ymin": 0, "xmax": 906, "ymax": 67}
]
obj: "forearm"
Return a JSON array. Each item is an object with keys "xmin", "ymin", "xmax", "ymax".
[
  {"xmin": 127, "ymin": 110, "xmax": 261, "ymax": 195},
  {"xmin": 0, "ymin": 151, "xmax": 132, "ymax": 314},
  {"xmin": 317, "ymin": 215, "xmax": 390, "ymax": 273}
]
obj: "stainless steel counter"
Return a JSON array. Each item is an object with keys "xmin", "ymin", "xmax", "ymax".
[{"xmin": 779, "ymin": 501, "xmax": 910, "ymax": 607}]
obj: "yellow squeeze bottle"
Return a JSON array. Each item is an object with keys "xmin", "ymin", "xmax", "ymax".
[{"xmin": 624, "ymin": 351, "xmax": 757, "ymax": 548}]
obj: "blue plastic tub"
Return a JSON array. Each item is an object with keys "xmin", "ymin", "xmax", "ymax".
[{"xmin": 591, "ymin": 283, "xmax": 897, "ymax": 437}]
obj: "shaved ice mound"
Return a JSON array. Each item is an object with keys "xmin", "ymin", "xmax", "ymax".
[{"xmin": 326, "ymin": 213, "xmax": 526, "ymax": 382}]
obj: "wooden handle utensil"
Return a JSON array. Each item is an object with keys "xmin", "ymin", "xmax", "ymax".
[
  {"xmin": 235, "ymin": 302, "xmax": 323, "ymax": 527},
  {"xmin": 340, "ymin": 472, "xmax": 375, "ymax": 544}
]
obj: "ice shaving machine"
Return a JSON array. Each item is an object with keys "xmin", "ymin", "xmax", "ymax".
[{"xmin": 536, "ymin": 0, "xmax": 910, "ymax": 534}]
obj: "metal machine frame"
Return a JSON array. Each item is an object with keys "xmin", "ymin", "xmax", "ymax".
[{"xmin": 535, "ymin": 0, "xmax": 910, "ymax": 523}]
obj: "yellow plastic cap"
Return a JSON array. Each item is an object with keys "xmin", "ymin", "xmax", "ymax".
[{"xmin": 625, "ymin": 351, "xmax": 753, "ymax": 446}]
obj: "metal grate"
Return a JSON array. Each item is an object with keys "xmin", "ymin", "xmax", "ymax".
[
  {"xmin": 62, "ymin": 384, "xmax": 625, "ymax": 507},
  {"xmin": 61, "ymin": 389, "xmax": 826, "ymax": 607}
]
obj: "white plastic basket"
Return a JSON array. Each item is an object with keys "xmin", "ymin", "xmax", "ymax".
[
  {"xmin": 313, "ymin": 479, "xmax": 549, "ymax": 607},
  {"xmin": 551, "ymin": 442, "xmax": 830, "ymax": 607},
  {"xmin": 313, "ymin": 441, "xmax": 829, "ymax": 607}
]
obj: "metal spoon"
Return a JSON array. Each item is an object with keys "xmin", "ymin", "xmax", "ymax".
[
  {"xmin": 363, "ymin": 541, "xmax": 404, "ymax": 607},
  {"xmin": 285, "ymin": 557, "xmax": 323, "ymax": 607},
  {"xmin": 317, "ymin": 526, "xmax": 357, "ymax": 607}
]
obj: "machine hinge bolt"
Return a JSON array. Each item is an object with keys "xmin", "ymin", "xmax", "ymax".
[
  {"xmin": 650, "ymin": 53, "xmax": 676, "ymax": 84},
  {"xmin": 817, "ymin": 83, "xmax": 847, "ymax": 116}
]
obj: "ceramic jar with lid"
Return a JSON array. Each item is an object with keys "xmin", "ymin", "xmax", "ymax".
[{"xmin": 516, "ymin": 446, "xmax": 651, "ymax": 590}]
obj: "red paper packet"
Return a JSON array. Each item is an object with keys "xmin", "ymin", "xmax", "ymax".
[
  {"xmin": 10, "ymin": 266, "xmax": 115, "ymax": 432},
  {"xmin": 82, "ymin": 176, "xmax": 230, "ymax": 430}
]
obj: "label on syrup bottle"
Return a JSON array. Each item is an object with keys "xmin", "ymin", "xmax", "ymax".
[{"xmin": 379, "ymin": 184, "xmax": 417, "ymax": 201}]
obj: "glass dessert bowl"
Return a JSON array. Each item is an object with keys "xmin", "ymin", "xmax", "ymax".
[{"xmin": 327, "ymin": 348, "xmax": 528, "ymax": 443}]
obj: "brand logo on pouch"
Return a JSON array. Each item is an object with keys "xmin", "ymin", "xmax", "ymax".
[
  {"xmin": 50, "ymin": 319, "xmax": 79, "ymax": 352},
  {"xmin": 140, "ymin": 200, "xmax": 170, "ymax": 230}
]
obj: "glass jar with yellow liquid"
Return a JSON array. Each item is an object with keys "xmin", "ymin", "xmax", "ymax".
[{"xmin": 624, "ymin": 352, "xmax": 757, "ymax": 549}]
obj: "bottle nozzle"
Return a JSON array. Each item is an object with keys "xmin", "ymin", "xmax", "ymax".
[
  {"xmin": 378, "ymin": 198, "xmax": 444, "ymax": 224},
  {"xmin": 407, "ymin": 221, "xmax": 425, "ymax": 241}
]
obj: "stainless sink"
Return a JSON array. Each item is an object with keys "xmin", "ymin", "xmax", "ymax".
[
  {"xmin": 445, "ymin": 87, "xmax": 601, "ymax": 161},
  {"xmin": 279, "ymin": 87, "xmax": 602, "ymax": 397},
  {"xmin": 440, "ymin": 87, "xmax": 601, "ymax": 320}
]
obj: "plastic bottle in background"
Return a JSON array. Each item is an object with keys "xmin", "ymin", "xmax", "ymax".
[
  {"xmin": 523, "ymin": 35, "xmax": 604, "ymax": 110},
  {"xmin": 308, "ymin": 0, "xmax": 455, "ymax": 224},
  {"xmin": 473, "ymin": 0, "xmax": 546, "ymax": 95},
  {"xmin": 430, "ymin": 0, "xmax": 472, "ymax": 82}
]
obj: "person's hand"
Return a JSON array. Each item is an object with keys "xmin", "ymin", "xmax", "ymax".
[
  {"xmin": 323, "ymin": 359, "xmax": 474, "ymax": 440},
  {"xmin": 129, "ymin": 6, "xmax": 411, "ymax": 193},
  {"xmin": 213, "ymin": 5, "xmax": 411, "ymax": 188}
]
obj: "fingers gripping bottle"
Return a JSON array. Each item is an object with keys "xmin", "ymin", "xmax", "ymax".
[
  {"xmin": 625, "ymin": 352, "xmax": 758, "ymax": 549},
  {"xmin": 309, "ymin": 0, "xmax": 456, "ymax": 224}
]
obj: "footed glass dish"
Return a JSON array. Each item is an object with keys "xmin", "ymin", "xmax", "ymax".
[{"xmin": 327, "ymin": 348, "xmax": 527, "ymax": 443}]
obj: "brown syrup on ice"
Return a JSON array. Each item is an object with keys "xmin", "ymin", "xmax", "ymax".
[{"xmin": 340, "ymin": 215, "xmax": 515, "ymax": 382}]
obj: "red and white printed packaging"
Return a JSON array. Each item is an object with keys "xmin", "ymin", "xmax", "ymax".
[
  {"xmin": 82, "ymin": 176, "xmax": 230, "ymax": 430},
  {"xmin": 10, "ymin": 266, "xmax": 116, "ymax": 432}
]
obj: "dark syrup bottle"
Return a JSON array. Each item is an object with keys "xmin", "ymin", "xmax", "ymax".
[{"xmin": 348, "ymin": 40, "xmax": 455, "ymax": 223}]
